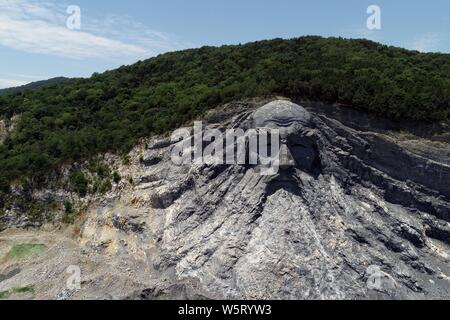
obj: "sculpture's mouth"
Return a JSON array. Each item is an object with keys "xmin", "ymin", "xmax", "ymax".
[
  {"xmin": 264, "ymin": 171, "xmax": 304, "ymax": 197},
  {"xmin": 260, "ymin": 168, "xmax": 306, "ymax": 192},
  {"xmin": 271, "ymin": 168, "xmax": 297, "ymax": 181}
]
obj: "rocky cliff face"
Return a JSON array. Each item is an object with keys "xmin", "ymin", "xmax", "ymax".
[
  {"xmin": 0, "ymin": 115, "xmax": 18, "ymax": 145},
  {"xmin": 0, "ymin": 120, "xmax": 7, "ymax": 144},
  {"xmin": 0, "ymin": 99, "xmax": 449, "ymax": 300}
]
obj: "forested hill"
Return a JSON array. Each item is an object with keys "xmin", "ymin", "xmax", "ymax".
[
  {"xmin": 0, "ymin": 77, "xmax": 69, "ymax": 96},
  {"xmin": 0, "ymin": 36, "xmax": 449, "ymax": 189}
]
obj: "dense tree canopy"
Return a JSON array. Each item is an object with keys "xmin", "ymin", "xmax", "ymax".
[{"xmin": 0, "ymin": 36, "xmax": 449, "ymax": 189}]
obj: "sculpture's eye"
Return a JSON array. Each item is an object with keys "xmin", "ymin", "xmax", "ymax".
[
  {"xmin": 290, "ymin": 144, "xmax": 313, "ymax": 160},
  {"xmin": 288, "ymin": 142, "xmax": 320, "ymax": 173},
  {"xmin": 263, "ymin": 120, "xmax": 296, "ymax": 128}
]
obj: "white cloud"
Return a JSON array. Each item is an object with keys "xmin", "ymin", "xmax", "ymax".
[
  {"xmin": 0, "ymin": 15, "xmax": 148, "ymax": 58},
  {"xmin": 0, "ymin": 77, "xmax": 30, "ymax": 88},
  {"xmin": 83, "ymin": 13, "xmax": 195, "ymax": 55},
  {"xmin": 0, "ymin": 72, "xmax": 51, "ymax": 89},
  {"xmin": 408, "ymin": 33, "xmax": 443, "ymax": 53},
  {"xmin": 0, "ymin": 0, "xmax": 192, "ymax": 59},
  {"xmin": 1, "ymin": 72, "xmax": 47, "ymax": 80}
]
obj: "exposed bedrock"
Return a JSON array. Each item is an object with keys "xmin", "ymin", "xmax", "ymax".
[{"xmin": 74, "ymin": 100, "xmax": 450, "ymax": 300}]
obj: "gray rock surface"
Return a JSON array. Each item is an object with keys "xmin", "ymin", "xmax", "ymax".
[
  {"xmin": 117, "ymin": 100, "xmax": 450, "ymax": 299},
  {"xmin": 0, "ymin": 120, "xmax": 6, "ymax": 144},
  {"xmin": 1, "ymin": 99, "xmax": 449, "ymax": 300}
]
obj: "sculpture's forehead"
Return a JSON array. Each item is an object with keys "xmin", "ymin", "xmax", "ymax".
[{"xmin": 252, "ymin": 101, "xmax": 312, "ymax": 126}]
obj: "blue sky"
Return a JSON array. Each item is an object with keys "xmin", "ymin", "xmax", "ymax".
[{"xmin": 0, "ymin": 0, "xmax": 449, "ymax": 88}]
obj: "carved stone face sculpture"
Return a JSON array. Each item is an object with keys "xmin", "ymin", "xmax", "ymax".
[{"xmin": 250, "ymin": 100, "xmax": 320, "ymax": 178}]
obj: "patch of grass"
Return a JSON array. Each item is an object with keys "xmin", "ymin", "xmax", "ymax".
[
  {"xmin": 13, "ymin": 286, "xmax": 35, "ymax": 294},
  {"xmin": 0, "ymin": 286, "xmax": 35, "ymax": 300},
  {"xmin": 9, "ymin": 243, "xmax": 46, "ymax": 260},
  {"xmin": 0, "ymin": 290, "xmax": 11, "ymax": 299}
]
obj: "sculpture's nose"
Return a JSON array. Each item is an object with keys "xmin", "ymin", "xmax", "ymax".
[{"xmin": 279, "ymin": 143, "xmax": 295, "ymax": 170}]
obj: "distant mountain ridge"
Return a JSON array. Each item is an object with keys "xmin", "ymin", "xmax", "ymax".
[{"xmin": 0, "ymin": 77, "xmax": 69, "ymax": 95}]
